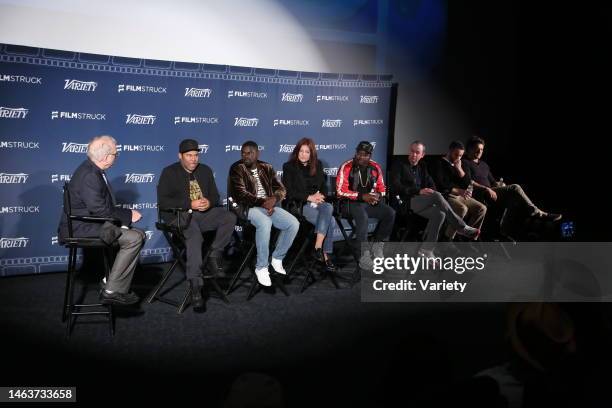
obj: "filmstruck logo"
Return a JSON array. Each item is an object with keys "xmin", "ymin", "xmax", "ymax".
[
  {"xmin": 0, "ymin": 107, "xmax": 28, "ymax": 119},
  {"xmin": 360, "ymin": 95, "xmax": 379, "ymax": 104},
  {"xmin": 0, "ymin": 237, "xmax": 29, "ymax": 248},
  {"xmin": 174, "ymin": 116, "xmax": 219, "ymax": 125},
  {"xmin": 353, "ymin": 119, "xmax": 384, "ymax": 127},
  {"xmin": 316, "ymin": 95, "xmax": 349, "ymax": 103},
  {"xmin": 321, "ymin": 119, "xmax": 342, "ymax": 128},
  {"xmin": 0, "ymin": 74, "xmax": 42, "ymax": 84},
  {"xmin": 0, "ymin": 206, "xmax": 39, "ymax": 214},
  {"xmin": 0, "ymin": 173, "xmax": 29, "ymax": 184},
  {"xmin": 51, "ymin": 174, "xmax": 71, "ymax": 183},
  {"xmin": 273, "ymin": 119, "xmax": 309, "ymax": 127},
  {"xmin": 0, "ymin": 141, "xmax": 39, "ymax": 149},
  {"xmin": 234, "ymin": 117, "xmax": 259, "ymax": 127},
  {"xmin": 61, "ymin": 143, "xmax": 88, "ymax": 153},
  {"xmin": 64, "ymin": 79, "xmax": 97, "ymax": 92},
  {"xmin": 51, "ymin": 111, "xmax": 106, "ymax": 121},
  {"xmin": 281, "ymin": 93, "xmax": 303, "ymax": 103},
  {"xmin": 119, "ymin": 203, "xmax": 157, "ymax": 210},
  {"xmin": 125, "ymin": 114, "xmax": 156, "ymax": 125},
  {"xmin": 117, "ymin": 84, "xmax": 167, "ymax": 94},
  {"xmin": 124, "ymin": 173, "xmax": 155, "ymax": 183},
  {"xmin": 117, "ymin": 144, "xmax": 165, "ymax": 152},
  {"xmin": 227, "ymin": 90, "xmax": 267, "ymax": 99},
  {"xmin": 185, "ymin": 88, "xmax": 212, "ymax": 98}
]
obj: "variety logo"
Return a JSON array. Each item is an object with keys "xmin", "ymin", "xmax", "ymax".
[
  {"xmin": 199, "ymin": 144, "xmax": 209, "ymax": 154},
  {"xmin": 117, "ymin": 144, "xmax": 165, "ymax": 152},
  {"xmin": 119, "ymin": 202, "xmax": 157, "ymax": 210},
  {"xmin": 316, "ymin": 95, "xmax": 349, "ymax": 102},
  {"xmin": 279, "ymin": 144, "xmax": 295, "ymax": 153},
  {"xmin": 353, "ymin": 119, "xmax": 384, "ymax": 126},
  {"xmin": 323, "ymin": 167, "xmax": 339, "ymax": 176},
  {"xmin": 322, "ymin": 119, "xmax": 342, "ymax": 128},
  {"xmin": 0, "ymin": 173, "xmax": 29, "ymax": 184},
  {"xmin": 227, "ymin": 90, "xmax": 267, "ymax": 99},
  {"xmin": 124, "ymin": 173, "xmax": 155, "ymax": 183},
  {"xmin": 117, "ymin": 84, "xmax": 167, "ymax": 94},
  {"xmin": 0, "ymin": 141, "xmax": 39, "ymax": 149},
  {"xmin": 51, "ymin": 111, "xmax": 106, "ymax": 121},
  {"xmin": 0, "ymin": 107, "xmax": 28, "ymax": 119},
  {"xmin": 184, "ymin": 88, "xmax": 212, "ymax": 98},
  {"xmin": 281, "ymin": 92, "xmax": 303, "ymax": 103},
  {"xmin": 174, "ymin": 116, "xmax": 219, "ymax": 125},
  {"xmin": 51, "ymin": 174, "xmax": 71, "ymax": 183},
  {"xmin": 0, "ymin": 74, "xmax": 42, "ymax": 84},
  {"xmin": 0, "ymin": 237, "xmax": 29, "ymax": 248},
  {"xmin": 145, "ymin": 231, "xmax": 154, "ymax": 240},
  {"xmin": 234, "ymin": 117, "xmax": 259, "ymax": 127},
  {"xmin": 0, "ymin": 206, "xmax": 40, "ymax": 214},
  {"xmin": 61, "ymin": 142, "xmax": 88, "ymax": 153},
  {"xmin": 273, "ymin": 119, "xmax": 309, "ymax": 127},
  {"xmin": 360, "ymin": 95, "xmax": 379, "ymax": 104},
  {"xmin": 125, "ymin": 114, "xmax": 156, "ymax": 125},
  {"xmin": 64, "ymin": 79, "xmax": 97, "ymax": 92}
]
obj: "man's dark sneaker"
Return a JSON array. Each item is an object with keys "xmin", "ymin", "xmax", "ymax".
[
  {"xmin": 533, "ymin": 211, "xmax": 562, "ymax": 222},
  {"xmin": 190, "ymin": 282, "xmax": 205, "ymax": 313},
  {"xmin": 100, "ymin": 290, "xmax": 140, "ymax": 305}
]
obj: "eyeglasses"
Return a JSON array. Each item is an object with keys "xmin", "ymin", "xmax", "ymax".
[{"xmin": 108, "ymin": 152, "xmax": 119, "ymax": 157}]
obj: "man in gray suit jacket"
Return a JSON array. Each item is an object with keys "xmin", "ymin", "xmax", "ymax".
[{"xmin": 58, "ymin": 135, "xmax": 145, "ymax": 305}]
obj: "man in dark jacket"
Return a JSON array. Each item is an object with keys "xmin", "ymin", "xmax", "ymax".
[
  {"xmin": 58, "ymin": 135, "xmax": 145, "ymax": 305},
  {"xmin": 228, "ymin": 140, "xmax": 299, "ymax": 287},
  {"xmin": 157, "ymin": 139, "xmax": 236, "ymax": 311},
  {"xmin": 390, "ymin": 141, "xmax": 480, "ymax": 256},
  {"xmin": 430, "ymin": 141, "xmax": 487, "ymax": 240}
]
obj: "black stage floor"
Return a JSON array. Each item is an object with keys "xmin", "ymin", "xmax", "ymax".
[{"xmin": 1, "ymin": 259, "xmax": 610, "ymax": 407}]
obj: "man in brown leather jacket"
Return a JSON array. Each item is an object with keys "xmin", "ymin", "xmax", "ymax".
[{"xmin": 228, "ymin": 141, "xmax": 299, "ymax": 286}]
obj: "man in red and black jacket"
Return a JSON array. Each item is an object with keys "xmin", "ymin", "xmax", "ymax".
[{"xmin": 336, "ymin": 141, "xmax": 395, "ymax": 269}]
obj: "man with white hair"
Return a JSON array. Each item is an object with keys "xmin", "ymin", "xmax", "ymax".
[{"xmin": 58, "ymin": 135, "xmax": 145, "ymax": 305}]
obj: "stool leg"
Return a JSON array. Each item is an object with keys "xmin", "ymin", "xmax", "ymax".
[
  {"xmin": 65, "ymin": 247, "xmax": 78, "ymax": 338},
  {"xmin": 62, "ymin": 246, "xmax": 75, "ymax": 322}
]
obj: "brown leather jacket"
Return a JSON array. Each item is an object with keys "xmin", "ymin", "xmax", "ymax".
[{"xmin": 228, "ymin": 160, "xmax": 286, "ymax": 218}]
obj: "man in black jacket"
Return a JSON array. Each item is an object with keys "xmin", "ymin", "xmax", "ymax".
[
  {"xmin": 58, "ymin": 135, "xmax": 145, "ymax": 305},
  {"xmin": 430, "ymin": 141, "xmax": 487, "ymax": 240},
  {"xmin": 390, "ymin": 141, "xmax": 480, "ymax": 256},
  {"xmin": 157, "ymin": 139, "xmax": 236, "ymax": 311}
]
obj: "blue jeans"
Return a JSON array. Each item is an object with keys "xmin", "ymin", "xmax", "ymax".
[
  {"xmin": 302, "ymin": 202, "xmax": 335, "ymax": 254},
  {"xmin": 247, "ymin": 206, "xmax": 300, "ymax": 269}
]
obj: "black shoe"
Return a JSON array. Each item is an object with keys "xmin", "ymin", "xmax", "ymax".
[
  {"xmin": 313, "ymin": 248, "xmax": 326, "ymax": 263},
  {"xmin": 205, "ymin": 252, "xmax": 225, "ymax": 277},
  {"xmin": 190, "ymin": 282, "xmax": 205, "ymax": 313},
  {"xmin": 324, "ymin": 257, "xmax": 337, "ymax": 273},
  {"xmin": 100, "ymin": 290, "xmax": 140, "ymax": 305}
]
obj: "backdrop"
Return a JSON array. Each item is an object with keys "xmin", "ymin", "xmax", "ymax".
[{"xmin": 0, "ymin": 43, "xmax": 395, "ymax": 277}]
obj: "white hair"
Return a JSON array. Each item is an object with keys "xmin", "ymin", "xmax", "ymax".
[{"xmin": 87, "ymin": 135, "xmax": 117, "ymax": 161}]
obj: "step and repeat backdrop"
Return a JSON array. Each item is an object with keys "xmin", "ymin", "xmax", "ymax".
[{"xmin": 0, "ymin": 43, "xmax": 395, "ymax": 277}]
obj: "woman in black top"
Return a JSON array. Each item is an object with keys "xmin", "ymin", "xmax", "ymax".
[{"xmin": 282, "ymin": 138, "xmax": 336, "ymax": 271}]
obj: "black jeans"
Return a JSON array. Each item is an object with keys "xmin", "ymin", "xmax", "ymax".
[
  {"xmin": 347, "ymin": 201, "xmax": 396, "ymax": 248},
  {"xmin": 183, "ymin": 207, "xmax": 236, "ymax": 284}
]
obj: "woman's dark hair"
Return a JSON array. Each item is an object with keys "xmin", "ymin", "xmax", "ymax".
[{"xmin": 290, "ymin": 138, "xmax": 318, "ymax": 176}]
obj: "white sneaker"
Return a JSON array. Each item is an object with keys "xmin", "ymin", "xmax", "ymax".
[
  {"xmin": 254, "ymin": 267, "xmax": 272, "ymax": 286},
  {"xmin": 270, "ymin": 258, "xmax": 287, "ymax": 275}
]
